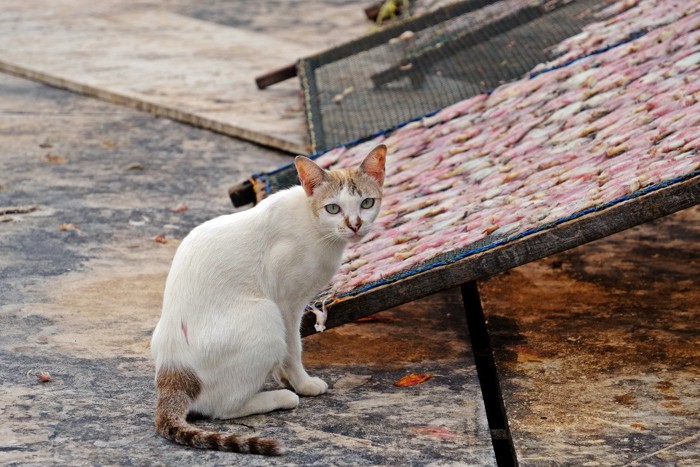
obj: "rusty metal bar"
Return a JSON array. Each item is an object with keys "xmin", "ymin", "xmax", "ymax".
[{"xmin": 255, "ymin": 63, "xmax": 298, "ymax": 89}]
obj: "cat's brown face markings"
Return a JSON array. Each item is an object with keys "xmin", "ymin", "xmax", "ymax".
[
  {"xmin": 309, "ymin": 168, "xmax": 382, "ymax": 217},
  {"xmin": 294, "ymin": 145, "xmax": 386, "ymax": 243}
]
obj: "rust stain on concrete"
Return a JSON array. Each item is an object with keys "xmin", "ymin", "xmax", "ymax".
[{"xmin": 480, "ymin": 206, "xmax": 700, "ymax": 465}]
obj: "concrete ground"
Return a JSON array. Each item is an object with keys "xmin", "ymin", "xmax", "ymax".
[
  {"xmin": 1, "ymin": 1, "xmax": 698, "ymax": 465},
  {"xmin": 0, "ymin": 73, "xmax": 494, "ymax": 465},
  {"xmin": 3, "ymin": 70, "xmax": 698, "ymax": 466}
]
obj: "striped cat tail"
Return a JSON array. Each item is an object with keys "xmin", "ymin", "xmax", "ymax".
[{"xmin": 154, "ymin": 368, "xmax": 282, "ymax": 456}]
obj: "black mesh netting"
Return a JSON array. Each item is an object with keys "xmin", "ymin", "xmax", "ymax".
[{"xmin": 299, "ymin": 0, "xmax": 607, "ymax": 152}]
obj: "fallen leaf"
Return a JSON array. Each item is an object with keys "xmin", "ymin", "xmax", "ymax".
[
  {"xmin": 58, "ymin": 223, "xmax": 79, "ymax": 231},
  {"xmin": 171, "ymin": 202, "xmax": 188, "ymax": 213},
  {"xmin": 393, "ymin": 373, "xmax": 431, "ymax": 387},
  {"xmin": 101, "ymin": 139, "xmax": 118, "ymax": 149},
  {"xmin": 153, "ymin": 235, "xmax": 168, "ymax": 244},
  {"xmin": 410, "ymin": 426, "xmax": 458, "ymax": 440},
  {"xmin": 124, "ymin": 162, "xmax": 144, "ymax": 171},
  {"xmin": 36, "ymin": 371, "xmax": 52, "ymax": 383},
  {"xmin": 44, "ymin": 154, "xmax": 65, "ymax": 164}
]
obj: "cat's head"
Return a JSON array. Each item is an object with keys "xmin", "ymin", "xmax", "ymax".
[{"xmin": 295, "ymin": 145, "xmax": 386, "ymax": 243}]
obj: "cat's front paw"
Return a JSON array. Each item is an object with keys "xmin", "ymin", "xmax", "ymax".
[{"xmin": 294, "ymin": 377, "xmax": 328, "ymax": 397}]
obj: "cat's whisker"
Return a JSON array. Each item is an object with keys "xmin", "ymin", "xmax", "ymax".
[{"xmin": 321, "ymin": 231, "xmax": 344, "ymax": 246}]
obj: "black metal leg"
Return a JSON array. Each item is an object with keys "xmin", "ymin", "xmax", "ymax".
[{"xmin": 461, "ymin": 281, "xmax": 518, "ymax": 467}]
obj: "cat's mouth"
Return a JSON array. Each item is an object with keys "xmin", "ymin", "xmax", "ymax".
[{"xmin": 346, "ymin": 231, "xmax": 366, "ymax": 243}]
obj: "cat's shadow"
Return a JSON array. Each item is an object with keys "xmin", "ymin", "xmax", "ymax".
[
  {"xmin": 185, "ymin": 411, "xmax": 207, "ymax": 422},
  {"xmin": 186, "ymin": 411, "xmax": 258, "ymax": 432}
]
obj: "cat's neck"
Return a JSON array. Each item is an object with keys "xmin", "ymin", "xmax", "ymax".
[{"xmin": 257, "ymin": 186, "xmax": 347, "ymax": 309}]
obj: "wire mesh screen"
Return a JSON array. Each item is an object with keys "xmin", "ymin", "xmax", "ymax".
[{"xmin": 299, "ymin": 0, "xmax": 607, "ymax": 152}]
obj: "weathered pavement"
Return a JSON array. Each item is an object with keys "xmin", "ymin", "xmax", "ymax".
[
  {"xmin": 0, "ymin": 73, "xmax": 494, "ymax": 465},
  {"xmin": 3, "ymin": 70, "xmax": 697, "ymax": 465},
  {"xmin": 1, "ymin": 0, "xmax": 699, "ymax": 462}
]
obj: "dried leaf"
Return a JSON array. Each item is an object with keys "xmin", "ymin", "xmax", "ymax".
[
  {"xmin": 37, "ymin": 371, "xmax": 52, "ymax": 383},
  {"xmin": 124, "ymin": 162, "xmax": 144, "ymax": 171},
  {"xmin": 393, "ymin": 373, "xmax": 431, "ymax": 387},
  {"xmin": 101, "ymin": 139, "xmax": 118, "ymax": 149},
  {"xmin": 153, "ymin": 235, "xmax": 168, "ymax": 244},
  {"xmin": 58, "ymin": 223, "xmax": 78, "ymax": 231},
  {"xmin": 171, "ymin": 202, "xmax": 188, "ymax": 213},
  {"xmin": 44, "ymin": 154, "xmax": 65, "ymax": 164}
]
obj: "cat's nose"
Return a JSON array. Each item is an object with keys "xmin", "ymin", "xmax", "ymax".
[{"xmin": 347, "ymin": 219, "xmax": 362, "ymax": 233}]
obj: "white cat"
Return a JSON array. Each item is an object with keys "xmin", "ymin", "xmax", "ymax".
[{"xmin": 150, "ymin": 145, "xmax": 386, "ymax": 455}]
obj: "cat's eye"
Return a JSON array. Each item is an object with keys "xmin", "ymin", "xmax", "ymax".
[
  {"xmin": 325, "ymin": 203, "xmax": 341, "ymax": 214},
  {"xmin": 360, "ymin": 198, "xmax": 375, "ymax": 209}
]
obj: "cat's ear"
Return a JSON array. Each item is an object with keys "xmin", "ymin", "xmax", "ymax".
[
  {"xmin": 295, "ymin": 156, "xmax": 328, "ymax": 196},
  {"xmin": 360, "ymin": 144, "xmax": 387, "ymax": 186}
]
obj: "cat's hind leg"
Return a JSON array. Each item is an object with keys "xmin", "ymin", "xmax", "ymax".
[
  {"xmin": 192, "ymin": 299, "xmax": 290, "ymax": 419},
  {"xmin": 220, "ymin": 390, "xmax": 299, "ymax": 419}
]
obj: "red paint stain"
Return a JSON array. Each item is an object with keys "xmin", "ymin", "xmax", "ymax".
[
  {"xmin": 410, "ymin": 425, "xmax": 459, "ymax": 440},
  {"xmin": 181, "ymin": 321, "xmax": 189, "ymax": 345}
]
